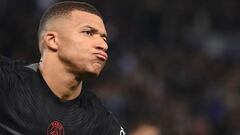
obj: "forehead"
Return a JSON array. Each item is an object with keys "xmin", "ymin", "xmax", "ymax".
[{"xmin": 70, "ymin": 10, "xmax": 106, "ymax": 33}]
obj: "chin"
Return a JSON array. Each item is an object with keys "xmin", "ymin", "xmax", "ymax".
[
  {"xmin": 89, "ymin": 63, "xmax": 104, "ymax": 77},
  {"xmin": 75, "ymin": 63, "xmax": 104, "ymax": 78},
  {"xmin": 83, "ymin": 71, "xmax": 101, "ymax": 79},
  {"xmin": 81, "ymin": 68, "xmax": 102, "ymax": 78},
  {"xmin": 89, "ymin": 69, "xmax": 102, "ymax": 77}
]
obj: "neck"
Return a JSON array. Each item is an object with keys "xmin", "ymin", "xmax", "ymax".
[{"xmin": 38, "ymin": 55, "xmax": 83, "ymax": 101}]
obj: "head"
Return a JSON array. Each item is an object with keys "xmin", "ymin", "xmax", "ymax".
[
  {"xmin": 38, "ymin": 1, "xmax": 108, "ymax": 77},
  {"xmin": 129, "ymin": 123, "xmax": 161, "ymax": 135},
  {"xmin": 129, "ymin": 119, "xmax": 161, "ymax": 135}
]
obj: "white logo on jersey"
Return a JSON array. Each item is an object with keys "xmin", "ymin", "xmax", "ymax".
[{"xmin": 120, "ymin": 127, "xmax": 126, "ymax": 135}]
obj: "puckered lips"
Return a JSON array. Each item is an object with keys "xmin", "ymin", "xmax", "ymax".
[{"xmin": 94, "ymin": 52, "xmax": 108, "ymax": 61}]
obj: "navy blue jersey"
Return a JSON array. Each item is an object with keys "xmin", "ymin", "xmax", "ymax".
[{"xmin": 0, "ymin": 56, "xmax": 125, "ymax": 135}]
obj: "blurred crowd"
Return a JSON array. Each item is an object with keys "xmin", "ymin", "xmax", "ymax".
[{"xmin": 1, "ymin": 0, "xmax": 240, "ymax": 134}]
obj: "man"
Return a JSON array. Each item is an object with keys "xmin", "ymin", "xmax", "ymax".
[
  {"xmin": 0, "ymin": 1, "xmax": 125, "ymax": 135},
  {"xmin": 129, "ymin": 121, "xmax": 161, "ymax": 135}
]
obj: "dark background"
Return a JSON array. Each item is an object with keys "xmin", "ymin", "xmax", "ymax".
[{"xmin": 1, "ymin": 0, "xmax": 240, "ymax": 134}]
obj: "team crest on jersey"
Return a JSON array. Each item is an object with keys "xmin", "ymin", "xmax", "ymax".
[
  {"xmin": 47, "ymin": 120, "xmax": 64, "ymax": 135},
  {"xmin": 120, "ymin": 127, "xmax": 126, "ymax": 135}
]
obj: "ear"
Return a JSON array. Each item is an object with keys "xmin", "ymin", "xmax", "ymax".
[{"xmin": 43, "ymin": 31, "xmax": 59, "ymax": 52}]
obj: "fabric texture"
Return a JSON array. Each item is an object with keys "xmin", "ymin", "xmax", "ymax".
[{"xmin": 0, "ymin": 56, "xmax": 123, "ymax": 135}]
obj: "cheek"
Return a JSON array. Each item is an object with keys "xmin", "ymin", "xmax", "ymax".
[
  {"xmin": 58, "ymin": 36, "xmax": 97, "ymax": 67},
  {"xmin": 59, "ymin": 38, "xmax": 86, "ymax": 58}
]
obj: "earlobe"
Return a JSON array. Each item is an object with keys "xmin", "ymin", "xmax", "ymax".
[{"xmin": 43, "ymin": 31, "xmax": 59, "ymax": 52}]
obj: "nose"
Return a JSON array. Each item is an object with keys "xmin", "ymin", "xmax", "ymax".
[{"xmin": 95, "ymin": 37, "xmax": 108, "ymax": 51}]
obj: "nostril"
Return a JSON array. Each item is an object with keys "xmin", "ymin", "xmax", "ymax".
[
  {"xmin": 96, "ymin": 44, "xmax": 108, "ymax": 51},
  {"xmin": 96, "ymin": 46, "xmax": 102, "ymax": 50}
]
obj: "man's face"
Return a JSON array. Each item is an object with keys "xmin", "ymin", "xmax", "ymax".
[{"xmin": 55, "ymin": 10, "xmax": 108, "ymax": 77}]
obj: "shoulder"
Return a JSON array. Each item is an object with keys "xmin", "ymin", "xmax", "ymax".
[
  {"xmin": 0, "ymin": 56, "xmax": 36, "ymax": 82},
  {"xmin": 0, "ymin": 57, "xmax": 39, "ymax": 89},
  {"xmin": 0, "ymin": 56, "xmax": 37, "ymax": 74},
  {"xmin": 83, "ymin": 90, "xmax": 126, "ymax": 134},
  {"xmin": 0, "ymin": 56, "xmax": 26, "ymax": 71}
]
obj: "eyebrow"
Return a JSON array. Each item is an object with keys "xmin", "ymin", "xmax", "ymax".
[{"xmin": 82, "ymin": 25, "xmax": 107, "ymax": 39}]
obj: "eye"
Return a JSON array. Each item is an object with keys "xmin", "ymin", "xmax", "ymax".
[{"xmin": 82, "ymin": 30, "xmax": 94, "ymax": 36}]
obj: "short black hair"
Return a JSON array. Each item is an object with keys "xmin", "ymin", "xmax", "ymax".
[{"xmin": 38, "ymin": 1, "xmax": 102, "ymax": 40}]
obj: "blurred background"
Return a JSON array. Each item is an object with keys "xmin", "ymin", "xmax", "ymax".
[{"xmin": 1, "ymin": 0, "xmax": 240, "ymax": 134}]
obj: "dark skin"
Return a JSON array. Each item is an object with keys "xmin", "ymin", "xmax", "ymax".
[{"xmin": 38, "ymin": 10, "xmax": 108, "ymax": 100}]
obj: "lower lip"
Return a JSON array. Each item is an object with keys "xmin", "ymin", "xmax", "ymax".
[{"xmin": 96, "ymin": 54, "xmax": 107, "ymax": 61}]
